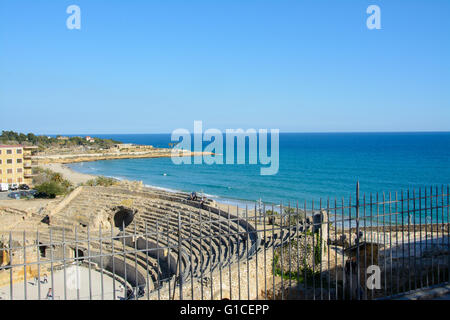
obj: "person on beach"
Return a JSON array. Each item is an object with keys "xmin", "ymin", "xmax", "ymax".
[
  {"xmin": 126, "ymin": 288, "xmax": 134, "ymax": 300},
  {"xmin": 200, "ymin": 198, "xmax": 205, "ymax": 209},
  {"xmin": 46, "ymin": 288, "xmax": 53, "ymax": 300},
  {"xmin": 43, "ymin": 274, "xmax": 48, "ymax": 284}
]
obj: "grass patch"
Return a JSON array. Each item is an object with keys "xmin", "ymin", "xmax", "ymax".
[{"xmin": 83, "ymin": 176, "xmax": 119, "ymax": 187}]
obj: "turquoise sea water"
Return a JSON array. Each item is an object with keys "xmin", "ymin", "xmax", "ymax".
[{"xmin": 68, "ymin": 133, "xmax": 450, "ymax": 207}]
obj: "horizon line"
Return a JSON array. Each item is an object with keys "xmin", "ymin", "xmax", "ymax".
[{"xmin": 29, "ymin": 130, "xmax": 450, "ymax": 136}]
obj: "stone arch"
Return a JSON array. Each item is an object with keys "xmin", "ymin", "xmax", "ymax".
[
  {"xmin": 74, "ymin": 248, "xmax": 85, "ymax": 261},
  {"xmin": 113, "ymin": 206, "xmax": 136, "ymax": 231}
]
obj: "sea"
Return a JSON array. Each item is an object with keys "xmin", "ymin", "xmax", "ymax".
[{"xmin": 66, "ymin": 132, "xmax": 450, "ymax": 210}]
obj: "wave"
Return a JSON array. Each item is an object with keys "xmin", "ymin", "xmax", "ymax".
[
  {"xmin": 69, "ymin": 161, "xmax": 284, "ymax": 209},
  {"xmin": 143, "ymin": 183, "xmax": 254, "ymax": 209},
  {"xmin": 143, "ymin": 184, "xmax": 181, "ymax": 194}
]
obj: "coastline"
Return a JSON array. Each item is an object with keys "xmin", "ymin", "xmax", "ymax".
[
  {"xmin": 35, "ymin": 150, "xmax": 212, "ymax": 164},
  {"xmin": 40, "ymin": 162, "xmax": 97, "ymax": 185},
  {"xmin": 42, "ymin": 162, "xmax": 251, "ymax": 215},
  {"xmin": 42, "ymin": 161, "xmax": 447, "ymax": 227}
]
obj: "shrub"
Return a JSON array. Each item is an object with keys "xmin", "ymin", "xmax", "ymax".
[
  {"xmin": 84, "ymin": 176, "xmax": 118, "ymax": 187},
  {"xmin": 35, "ymin": 181, "xmax": 66, "ymax": 197},
  {"xmin": 50, "ymin": 172, "xmax": 64, "ymax": 184},
  {"xmin": 32, "ymin": 167, "xmax": 74, "ymax": 192}
]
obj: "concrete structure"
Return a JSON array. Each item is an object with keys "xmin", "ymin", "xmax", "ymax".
[
  {"xmin": 0, "ymin": 145, "xmax": 37, "ymax": 186},
  {"xmin": 113, "ymin": 143, "xmax": 135, "ymax": 150},
  {"xmin": 391, "ymin": 284, "xmax": 450, "ymax": 300}
]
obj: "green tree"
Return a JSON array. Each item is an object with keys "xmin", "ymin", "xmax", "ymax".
[{"xmin": 35, "ymin": 181, "xmax": 66, "ymax": 197}]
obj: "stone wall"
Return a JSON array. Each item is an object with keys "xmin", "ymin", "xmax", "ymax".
[
  {"xmin": 147, "ymin": 249, "xmax": 275, "ymax": 300},
  {"xmin": 48, "ymin": 186, "xmax": 84, "ymax": 217},
  {"xmin": 0, "ymin": 240, "xmax": 41, "ymax": 287}
]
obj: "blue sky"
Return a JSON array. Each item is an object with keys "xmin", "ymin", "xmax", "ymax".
[{"xmin": 1, "ymin": 0, "xmax": 449, "ymax": 134}]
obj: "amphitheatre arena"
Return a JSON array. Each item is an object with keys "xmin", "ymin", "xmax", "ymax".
[
  {"xmin": 0, "ymin": 182, "xmax": 282, "ymax": 300},
  {"xmin": 0, "ymin": 181, "xmax": 448, "ymax": 300}
]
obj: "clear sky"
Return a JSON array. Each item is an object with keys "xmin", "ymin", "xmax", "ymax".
[{"xmin": 1, "ymin": 0, "xmax": 449, "ymax": 134}]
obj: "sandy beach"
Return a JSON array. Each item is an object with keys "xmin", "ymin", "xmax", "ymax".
[
  {"xmin": 40, "ymin": 162, "xmax": 252, "ymax": 216},
  {"xmin": 40, "ymin": 163, "xmax": 97, "ymax": 185}
]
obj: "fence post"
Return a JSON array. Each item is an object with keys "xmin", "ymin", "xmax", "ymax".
[
  {"xmin": 178, "ymin": 211, "xmax": 183, "ymax": 300},
  {"xmin": 356, "ymin": 181, "xmax": 361, "ymax": 300},
  {"xmin": 9, "ymin": 232, "xmax": 13, "ymax": 300}
]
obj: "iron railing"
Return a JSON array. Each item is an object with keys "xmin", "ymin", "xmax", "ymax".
[{"xmin": 0, "ymin": 183, "xmax": 448, "ymax": 300}]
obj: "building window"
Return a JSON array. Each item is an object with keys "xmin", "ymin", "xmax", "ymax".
[
  {"xmin": 7, "ymin": 159, "xmax": 12, "ymax": 164},
  {"xmin": 7, "ymin": 169, "xmax": 13, "ymax": 174},
  {"xmin": 17, "ymin": 149, "xmax": 22, "ymax": 154},
  {"xmin": 6, "ymin": 149, "xmax": 12, "ymax": 154},
  {"xmin": 17, "ymin": 168, "xmax": 23, "ymax": 173},
  {"xmin": 7, "ymin": 179, "xmax": 12, "ymax": 183},
  {"xmin": 0, "ymin": 159, "xmax": 2, "ymax": 164},
  {"xmin": 17, "ymin": 159, "xmax": 22, "ymax": 164},
  {"xmin": 0, "ymin": 170, "xmax": 2, "ymax": 174},
  {"xmin": 18, "ymin": 178, "xmax": 23, "ymax": 183}
]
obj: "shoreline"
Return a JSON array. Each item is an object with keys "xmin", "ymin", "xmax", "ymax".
[
  {"xmin": 37, "ymin": 162, "xmax": 450, "ymax": 225},
  {"xmin": 35, "ymin": 150, "xmax": 212, "ymax": 164},
  {"xmin": 41, "ymin": 162, "xmax": 252, "ymax": 215},
  {"xmin": 40, "ymin": 163, "xmax": 97, "ymax": 185}
]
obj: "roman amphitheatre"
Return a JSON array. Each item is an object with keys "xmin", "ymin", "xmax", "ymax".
[
  {"xmin": 0, "ymin": 179, "xmax": 282, "ymax": 300},
  {"xmin": 0, "ymin": 175, "xmax": 448, "ymax": 300}
]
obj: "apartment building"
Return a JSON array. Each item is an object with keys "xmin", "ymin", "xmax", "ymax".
[{"xmin": 0, "ymin": 145, "xmax": 38, "ymax": 186}]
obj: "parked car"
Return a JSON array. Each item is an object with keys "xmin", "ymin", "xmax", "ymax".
[
  {"xmin": 19, "ymin": 191, "xmax": 34, "ymax": 199},
  {"xmin": 8, "ymin": 192, "xmax": 20, "ymax": 199},
  {"xmin": 33, "ymin": 192, "xmax": 55, "ymax": 199},
  {"xmin": 7, "ymin": 191, "xmax": 34, "ymax": 200},
  {"xmin": 9, "ymin": 184, "xmax": 19, "ymax": 191},
  {"xmin": 19, "ymin": 184, "xmax": 30, "ymax": 190},
  {"xmin": 0, "ymin": 183, "xmax": 8, "ymax": 192}
]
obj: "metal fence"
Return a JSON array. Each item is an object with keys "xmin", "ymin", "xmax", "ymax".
[{"xmin": 0, "ymin": 183, "xmax": 448, "ymax": 300}]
